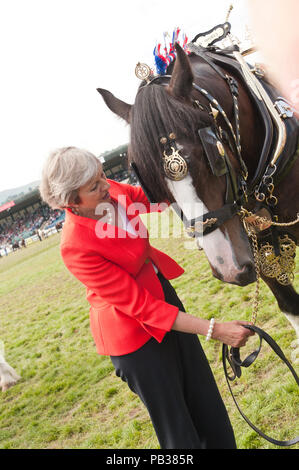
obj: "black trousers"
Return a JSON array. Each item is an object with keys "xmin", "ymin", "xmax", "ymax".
[{"xmin": 110, "ymin": 272, "xmax": 236, "ymax": 449}]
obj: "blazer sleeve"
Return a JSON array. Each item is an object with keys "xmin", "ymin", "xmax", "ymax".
[
  {"xmin": 120, "ymin": 182, "xmax": 170, "ymax": 214},
  {"xmin": 61, "ymin": 243, "xmax": 179, "ymax": 343}
]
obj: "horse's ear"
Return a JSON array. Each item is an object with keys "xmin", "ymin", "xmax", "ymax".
[
  {"xmin": 168, "ymin": 43, "xmax": 194, "ymax": 99},
  {"xmin": 97, "ymin": 88, "xmax": 132, "ymax": 123}
]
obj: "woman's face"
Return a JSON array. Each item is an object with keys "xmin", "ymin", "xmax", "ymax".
[{"xmin": 73, "ymin": 164, "xmax": 111, "ymax": 213}]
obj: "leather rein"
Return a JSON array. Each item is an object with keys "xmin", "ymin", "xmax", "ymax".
[{"xmin": 223, "ymin": 325, "xmax": 299, "ymax": 447}]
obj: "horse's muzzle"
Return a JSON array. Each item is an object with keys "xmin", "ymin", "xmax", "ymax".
[
  {"xmin": 211, "ymin": 262, "xmax": 256, "ymax": 286},
  {"xmin": 234, "ymin": 262, "xmax": 257, "ymax": 286}
]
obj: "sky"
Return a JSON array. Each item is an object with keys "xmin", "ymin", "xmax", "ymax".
[{"xmin": 0, "ymin": 0, "xmax": 251, "ymax": 191}]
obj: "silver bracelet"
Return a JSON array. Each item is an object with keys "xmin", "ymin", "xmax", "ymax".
[{"xmin": 206, "ymin": 318, "xmax": 215, "ymax": 341}]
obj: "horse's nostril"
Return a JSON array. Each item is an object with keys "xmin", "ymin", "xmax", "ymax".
[{"xmin": 236, "ymin": 263, "xmax": 256, "ymax": 286}]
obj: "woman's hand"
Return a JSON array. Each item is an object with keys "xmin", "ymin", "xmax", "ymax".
[
  {"xmin": 212, "ymin": 321, "xmax": 255, "ymax": 348},
  {"xmin": 172, "ymin": 312, "xmax": 255, "ymax": 347}
]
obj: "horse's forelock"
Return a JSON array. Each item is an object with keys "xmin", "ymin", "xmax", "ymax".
[{"xmin": 129, "ymin": 83, "xmax": 210, "ymax": 202}]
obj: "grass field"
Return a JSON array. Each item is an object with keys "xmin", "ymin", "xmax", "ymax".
[{"xmin": 0, "ymin": 209, "xmax": 298, "ymax": 449}]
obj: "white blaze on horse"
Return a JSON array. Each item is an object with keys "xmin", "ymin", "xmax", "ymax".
[{"xmin": 97, "ymin": 27, "xmax": 299, "ymax": 357}]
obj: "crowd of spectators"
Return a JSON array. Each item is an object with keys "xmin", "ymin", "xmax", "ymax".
[
  {"xmin": 111, "ymin": 170, "xmax": 130, "ymax": 182},
  {"xmin": 0, "ymin": 205, "xmax": 65, "ymax": 249},
  {"xmin": 0, "ymin": 171, "xmax": 134, "ymax": 254},
  {"xmin": 112, "ymin": 170, "xmax": 138, "ymax": 185}
]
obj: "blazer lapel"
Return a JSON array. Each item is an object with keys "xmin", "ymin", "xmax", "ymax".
[{"xmin": 109, "ymin": 186, "xmax": 148, "ymax": 237}]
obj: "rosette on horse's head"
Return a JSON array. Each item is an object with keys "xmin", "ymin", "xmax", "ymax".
[{"xmin": 153, "ymin": 27, "xmax": 190, "ymax": 76}]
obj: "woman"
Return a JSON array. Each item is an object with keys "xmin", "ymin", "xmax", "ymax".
[{"xmin": 40, "ymin": 146, "xmax": 254, "ymax": 449}]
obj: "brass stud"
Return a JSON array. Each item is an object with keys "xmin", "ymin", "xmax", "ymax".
[
  {"xmin": 216, "ymin": 141, "xmax": 225, "ymax": 157},
  {"xmin": 169, "ymin": 132, "xmax": 176, "ymax": 140},
  {"xmin": 160, "ymin": 136, "xmax": 167, "ymax": 145},
  {"xmin": 210, "ymin": 106, "xmax": 219, "ymax": 119}
]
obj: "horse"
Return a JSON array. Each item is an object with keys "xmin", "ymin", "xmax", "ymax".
[{"xmin": 97, "ymin": 40, "xmax": 299, "ymax": 356}]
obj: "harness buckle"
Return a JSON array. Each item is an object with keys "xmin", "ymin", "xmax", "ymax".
[{"xmin": 186, "ymin": 218, "xmax": 218, "ymax": 237}]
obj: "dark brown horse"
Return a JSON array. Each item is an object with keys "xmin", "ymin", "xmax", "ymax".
[{"xmin": 97, "ymin": 43, "xmax": 299, "ymax": 352}]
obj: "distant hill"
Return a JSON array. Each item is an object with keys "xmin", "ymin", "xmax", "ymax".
[{"xmin": 0, "ymin": 180, "xmax": 40, "ymax": 205}]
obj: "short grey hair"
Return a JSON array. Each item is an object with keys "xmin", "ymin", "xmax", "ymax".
[{"xmin": 40, "ymin": 147, "xmax": 101, "ymax": 208}]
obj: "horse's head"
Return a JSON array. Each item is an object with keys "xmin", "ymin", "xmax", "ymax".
[{"xmin": 97, "ymin": 44, "xmax": 256, "ymax": 286}]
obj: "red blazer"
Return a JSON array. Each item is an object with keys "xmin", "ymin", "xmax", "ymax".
[{"xmin": 60, "ymin": 180, "xmax": 184, "ymax": 356}]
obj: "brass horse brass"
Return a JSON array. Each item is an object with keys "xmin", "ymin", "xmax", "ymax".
[
  {"xmin": 163, "ymin": 147, "xmax": 188, "ymax": 181},
  {"xmin": 259, "ymin": 235, "xmax": 296, "ymax": 285}
]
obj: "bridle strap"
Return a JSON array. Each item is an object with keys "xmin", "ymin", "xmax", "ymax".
[
  {"xmin": 222, "ymin": 325, "xmax": 299, "ymax": 447},
  {"xmin": 185, "ymin": 202, "xmax": 239, "ymax": 237},
  {"xmin": 188, "ymin": 42, "xmax": 248, "ymax": 177},
  {"xmin": 192, "ymin": 81, "xmax": 248, "ymax": 179},
  {"xmin": 135, "ymin": 61, "xmax": 249, "ymax": 233}
]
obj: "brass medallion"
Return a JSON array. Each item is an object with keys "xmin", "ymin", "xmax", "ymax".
[
  {"xmin": 259, "ymin": 234, "xmax": 296, "ymax": 285},
  {"xmin": 135, "ymin": 62, "xmax": 152, "ymax": 83},
  {"xmin": 163, "ymin": 147, "xmax": 188, "ymax": 181}
]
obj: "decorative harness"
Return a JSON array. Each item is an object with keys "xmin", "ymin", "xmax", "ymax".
[
  {"xmin": 134, "ymin": 22, "xmax": 299, "ymax": 287},
  {"xmin": 132, "ymin": 22, "xmax": 299, "ymax": 446}
]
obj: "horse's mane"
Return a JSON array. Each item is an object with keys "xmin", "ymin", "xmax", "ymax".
[{"xmin": 129, "ymin": 82, "xmax": 211, "ymax": 202}]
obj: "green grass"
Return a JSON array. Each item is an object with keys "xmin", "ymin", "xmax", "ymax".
[{"xmin": 0, "ymin": 209, "xmax": 298, "ymax": 449}]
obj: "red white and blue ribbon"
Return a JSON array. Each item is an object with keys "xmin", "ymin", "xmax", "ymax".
[{"xmin": 153, "ymin": 27, "xmax": 189, "ymax": 75}]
